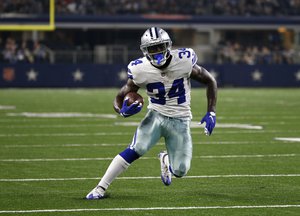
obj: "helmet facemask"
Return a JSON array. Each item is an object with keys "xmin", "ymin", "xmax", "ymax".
[{"xmin": 141, "ymin": 42, "xmax": 171, "ymax": 66}]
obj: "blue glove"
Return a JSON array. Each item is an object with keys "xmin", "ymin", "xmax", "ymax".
[
  {"xmin": 120, "ymin": 99, "xmax": 143, "ymax": 118},
  {"xmin": 200, "ymin": 112, "xmax": 216, "ymax": 136}
]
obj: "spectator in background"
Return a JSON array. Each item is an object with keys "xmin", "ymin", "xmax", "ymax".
[
  {"xmin": 0, "ymin": 37, "xmax": 49, "ymax": 64},
  {"xmin": 52, "ymin": 0, "xmax": 297, "ymax": 16},
  {"xmin": 261, "ymin": 46, "xmax": 273, "ymax": 64},
  {"xmin": 2, "ymin": 37, "xmax": 18, "ymax": 63},
  {"xmin": 216, "ymin": 39, "xmax": 296, "ymax": 65},
  {"xmin": 0, "ymin": 0, "xmax": 47, "ymax": 14},
  {"xmin": 242, "ymin": 46, "xmax": 256, "ymax": 65},
  {"xmin": 1, "ymin": 0, "xmax": 299, "ymax": 16},
  {"xmin": 288, "ymin": 0, "xmax": 300, "ymax": 15},
  {"xmin": 282, "ymin": 46, "xmax": 295, "ymax": 64},
  {"xmin": 33, "ymin": 41, "xmax": 47, "ymax": 62},
  {"xmin": 16, "ymin": 40, "xmax": 34, "ymax": 63}
]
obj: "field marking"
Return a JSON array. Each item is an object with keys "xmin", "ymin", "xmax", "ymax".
[
  {"xmin": 192, "ymin": 122, "xmax": 263, "ymax": 129},
  {"xmin": 275, "ymin": 137, "xmax": 300, "ymax": 142},
  {"xmin": 0, "ymin": 204, "xmax": 299, "ymax": 214},
  {"xmin": 3, "ymin": 114, "xmax": 300, "ymax": 120},
  {"xmin": 0, "ymin": 105, "xmax": 16, "ymax": 110},
  {"xmin": 0, "ymin": 118, "xmax": 110, "ymax": 123},
  {"xmin": 218, "ymin": 116, "xmax": 300, "ymax": 120},
  {"xmin": 213, "ymin": 130, "xmax": 299, "ymax": 134},
  {"xmin": 0, "ymin": 132, "xmax": 132, "ymax": 137},
  {"xmin": 0, "ymin": 143, "xmax": 129, "ymax": 148},
  {"xmin": 0, "ymin": 154, "xmax": 297, "ymax": 162},
  {"xmin": 3, "ymin": 141, "xmax": 280, "ymax": 148},
  {"xmin": 194, "ymin": 154, "xmax": 297, "ymax": 159},
  {"xmin": 107, "ymin": 122, "xmax": 264, "ymax": 130},
  {"xmin": 1, "ymin": 130, "xmax": 299, "ymax": 137},
  {"xmin": 3, "ymin": 143, "xmax": 129, "ymax": 148},
  {"xmin": 0, "ymin": 124, "xmax": 114, "ymax": 129},
  {"xmin": 1, "ymin": 174, "xmax": 300, "ymax": 182},
  {"xmin": 6, "ymin": 112, "xmax": 117, "ymax": 119}
]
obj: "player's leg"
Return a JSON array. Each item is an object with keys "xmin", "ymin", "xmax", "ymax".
[
  {"xmin": 86, "ymin": 110, "xmax": 162, "ymax": 199},
  {"xmin": 129, "ymin": 110, "xmax": 162, "ymax": 156},
  {"xmin": 86, "ymin": 153, "xmax": 134, "ymax": 199},
  {"xmin": 164, "ymin": 118, "xmax": 192, "ymax": 178}
]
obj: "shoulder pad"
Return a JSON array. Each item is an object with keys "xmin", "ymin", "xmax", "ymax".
[{"xmin": 176, "ymin": 48, "xmax": 198, "ymax": 66}]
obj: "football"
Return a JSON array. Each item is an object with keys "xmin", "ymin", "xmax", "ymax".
[{"xmin": 124, "ymin": 92, "xmax": 144, "ymax": 106}]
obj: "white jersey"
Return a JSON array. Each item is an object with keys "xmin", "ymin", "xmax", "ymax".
[{"xmin": 127, "ymin": 48, "xmax": 198, "ymax": 119}]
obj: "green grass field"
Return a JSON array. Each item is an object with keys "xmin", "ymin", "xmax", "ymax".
[{"xmin": 0, "ymin": 88, "xmax": 299, "ymax": 216}]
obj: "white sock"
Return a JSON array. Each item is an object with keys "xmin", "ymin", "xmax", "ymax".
[
  {"xmin": 163, "ymin": 153, "xmax": 169, "ymax": 165},
  {"xmin": 163, "ymin": 153, "xmax": 172, "ymax": 173},
  {"xmin": 98, "ymin": 154, "xmax": 130, "ymax": 190}
]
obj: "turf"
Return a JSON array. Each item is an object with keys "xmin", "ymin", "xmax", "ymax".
[{"xmin": 0, "ymin": 88, "xmax": 299, "ymax": 216}]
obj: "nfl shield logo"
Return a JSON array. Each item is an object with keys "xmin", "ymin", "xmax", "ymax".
[{"xmin": 3, "ymin": 67, "xmax": 15, "ymax": 82}]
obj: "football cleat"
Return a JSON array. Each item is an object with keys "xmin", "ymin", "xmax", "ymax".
[
  {"xmin": 86, "ymin": 185, "xmax": 105, "ymax": 200},
  {"xmin": 158, "ymin": 151, "xmax": 172, "ymax": 186}
]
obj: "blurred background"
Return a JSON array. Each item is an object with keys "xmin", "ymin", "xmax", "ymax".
[{"xmin": 0, "ymin": 0, "xmax": 300, "ymax": 87}]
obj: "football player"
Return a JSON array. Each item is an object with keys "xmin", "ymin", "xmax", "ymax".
[{"xmin": 86, "ymin": 27, "xmax": 217, "ymax": 199}]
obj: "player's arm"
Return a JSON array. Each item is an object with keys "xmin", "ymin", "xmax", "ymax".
[
  {"xmin": 190, "ymin": 64, "xmax": 217, "ymax": 135},
  {"xmin": 113, "ymin": 78, "xmax": 140, "ymax": 114},
  {"xmin": 190, "ymin": 64, "xmax": 217, "ymax": 112}
]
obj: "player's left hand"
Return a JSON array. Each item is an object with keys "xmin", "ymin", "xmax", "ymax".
[{"xmin": 200, "ymin": 112, "xmax": 216, "ymax": 136}]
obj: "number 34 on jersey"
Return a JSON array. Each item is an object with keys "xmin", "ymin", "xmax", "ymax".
[{"xmin": 127, "ymin": 48, "xmax": 198, "ymax": 118}]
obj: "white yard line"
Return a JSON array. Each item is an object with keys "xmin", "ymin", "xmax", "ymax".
[
  {"xmin": 27, "ymin": 122, "xmax": 260, "ymax": 130},
  {"xmin": 6, "ymin": 112, "xmax": 117, "ymax": 118},
  {"xmin": 1, "ymin": 130, "xmax": 300, "ymax": 137},
  {"xmin": 0, "ymin": 157, "xmax": 114, "ymax": 162},
  {"xmin": 220, "ymin": 116, "xmax": 300, "ymax": 120},
  {"xmin": 3, "ymin": 141, "xmax": 279, "ymax": 148},
  {"xmin": 0, "ymin": 174, "xmax": 299, "ymax": 182},
  {"xmin": 0, "ymin": 118, "xmax": 110, "ymax": 123},
  {"xmin": 194, "ymin": 154, "xmax": 297, "ymax": 159},
  {"xmin": 116, "ymin": 122, "xmax": 265, "ymax": 129},
  {"xmin": 191, "ymin": 122, "xmax": 263, "ymax": 130},
  {"xmin": 0, "ymin": 124, "xmax": 114, "ymax": 129},
  {"xmin": 275, "ymin": 137, "xmax": 300, "ymax": 142},
  {"xmin": 3, "ymin": 143, "xmax": 129, "ymax": 148},
  {"xmin": 0, "ymin": 154, "xmax": 297, "ymax": 162},
  {"xmin": 211, "ymin": 130, "xmax": 299, "ymax": 134},
  {"xmin": 0, "ymin": 105, "xmax": 16, "ymax": 110},
  {"xmin": 0, "ymin": 205, "xmax": 300, "ymax": 214},
  {"xmin": 0, "ymin": 132, "xmax": 132, "ymax": 137}
]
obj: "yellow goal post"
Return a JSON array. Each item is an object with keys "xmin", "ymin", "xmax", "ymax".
[{"xmin": 0, "ymin": 0, "xmax": 55, "ymax": 31}]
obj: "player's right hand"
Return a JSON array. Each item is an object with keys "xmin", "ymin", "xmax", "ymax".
[{"xmin": 120, "ymin": 99, "xmax": 142, "ymax": 117}]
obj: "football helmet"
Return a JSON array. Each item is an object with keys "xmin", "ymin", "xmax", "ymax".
[{"xmin": 140, "ymin": 27, "xmax": 172, "ymax": 66}]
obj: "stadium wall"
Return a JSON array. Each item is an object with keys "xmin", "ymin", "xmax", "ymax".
[{"xmin": 0, "ymin": 63, "xmax": 299, "ymax": 88}]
